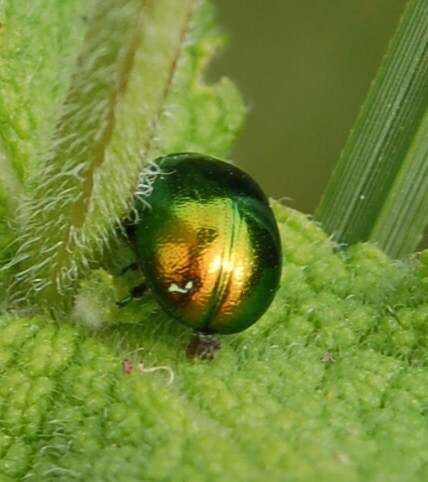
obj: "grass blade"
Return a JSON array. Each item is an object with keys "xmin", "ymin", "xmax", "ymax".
[
  {"xmin": 316, "ymin": 0, "xmax": 428, "ymax": 257},
  {"xmin": 371, "ymin": 111, "xmax": 428, "ymax": 256}
]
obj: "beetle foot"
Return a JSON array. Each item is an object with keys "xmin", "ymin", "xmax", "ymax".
[
  {"xmin": 186, "ymin": 333, "xmax": 221, "ymax": 360},
  {"xmin": 116, "ymin": 283, "xmax": 147, "ymax": 308}
]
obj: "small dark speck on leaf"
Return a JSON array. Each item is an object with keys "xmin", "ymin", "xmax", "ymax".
[
  {"xmin": 122, "ymin": 358, "xmax": 133, "ymax": 374},
  {"xmin": 321, "ymin": 352, "xmax": 335, "ymax": 364}
]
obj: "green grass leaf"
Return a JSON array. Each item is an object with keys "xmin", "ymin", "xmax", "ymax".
[
  {"xmin": 1, "ymin": 0, "xmax": 244, "ymax": 309},
  {"xmin": 1, "ymin": 205, "xmax": 428, "ymax": 480},
  {"xmin": 316, "ymin": 0, "xmax": 428, "ymax": 258}
]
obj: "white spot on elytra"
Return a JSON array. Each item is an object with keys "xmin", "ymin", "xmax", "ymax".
[{"xmin": 168, "ymin": 280, "xmax": 194, "ymax": 294}]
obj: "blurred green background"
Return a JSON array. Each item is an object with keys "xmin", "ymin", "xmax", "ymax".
[{"xmin": 211, "ymin": 0, "xmax": 407, "ymax": 215}]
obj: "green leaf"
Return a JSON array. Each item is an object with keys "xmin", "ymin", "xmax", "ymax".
[
  {"xmin": 0, "ymin": 0, "xmax": 244, "ymax": 308},
  {"xmin": 0, "ymin": 1, "xmax": 97, "ymax": 287},
  {"xmin": 1, "ymin": 204, "xmax": 428, "ymax": 480},
  {"xmin": 0, "ymin": 1, "xmax": 95, "ymax": 185},
  {"xmin": 316, "ymin": 0, "xmax": 428, "ymax": 258},
  {"xmin": 371, "ymin": 110, "xmax": 428, "ymax": 255}
]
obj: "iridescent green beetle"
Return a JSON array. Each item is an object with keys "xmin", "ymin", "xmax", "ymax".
[{"xmin": 128, "ymin": 153, "xmax": 282, "ymax": 343}]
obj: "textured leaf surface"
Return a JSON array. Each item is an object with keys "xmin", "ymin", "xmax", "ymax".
[
  {"xmin": 1, "ymin": 205, "xmax": 428, "ymax": 481},
  {"xmin": 0, "ymin": 0, "xmax": 244, "ymax": 307}
]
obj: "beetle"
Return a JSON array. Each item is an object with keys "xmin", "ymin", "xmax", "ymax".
[{"xmin": 124, "ymin": 153, "xmax": 282, "ymax": 358}]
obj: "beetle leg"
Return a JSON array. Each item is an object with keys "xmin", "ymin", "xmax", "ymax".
[
  {"xmin": 119, "ymin": 262, "xmax": 139, "ymax": 275},
  {"xmin": 116, "ymin": 294, "xmax": 133, "ymax": 308},
  {"xmin": 130, "ymin": 283, "xmax": 147, "ymax": 298},
  {"xmin": 116, "ymin": 282, "xmax": 147, "ymax": 307}
]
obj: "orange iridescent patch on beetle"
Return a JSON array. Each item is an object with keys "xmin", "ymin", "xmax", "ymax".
[
  {"xmin": 150, "ymin": 199, "xmax": 240, "ymax": 329},
  {"xmin": 209, "ymin": 211, "xmax": 256, "ymax": 332}
]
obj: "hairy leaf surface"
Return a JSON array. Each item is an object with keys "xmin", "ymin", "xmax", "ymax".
[{"xmin": 0, "ymin": 0, "xmax": 244, "ymax": 307}]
